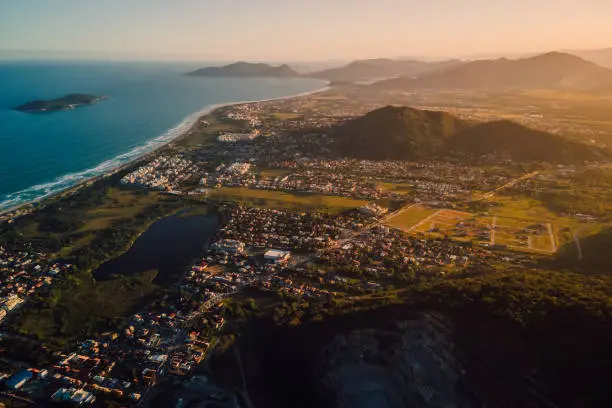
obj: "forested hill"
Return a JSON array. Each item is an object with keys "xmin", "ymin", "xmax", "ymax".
[
  {"xmin": 330, "ymin": 105, "xmax": 609, "ymax": 163},
  {"xmin": 445, "ymin": 120, "xmax": 609, "ymax": 164},
  {"xmin": 332, "ymin": 106, "xmax": 469, "ymax": 160}
]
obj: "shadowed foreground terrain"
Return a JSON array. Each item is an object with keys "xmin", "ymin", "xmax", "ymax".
[{"xmin": 209, "ymin": 294, "xmax": 612, "ymax": 408}]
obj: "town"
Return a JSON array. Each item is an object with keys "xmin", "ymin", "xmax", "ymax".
[{"xmin": 0, "ymin": 90, "xmax": 605, "ymax": 407}]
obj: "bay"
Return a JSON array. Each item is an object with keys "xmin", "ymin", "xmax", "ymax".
[{"xmin": 0, "ymin": 61, "xmax": 325, "ymax": 211}]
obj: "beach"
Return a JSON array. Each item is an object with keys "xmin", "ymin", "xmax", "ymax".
[{"xmin": 0, "ymin": 83, "xmax": 329, "ymax": 222}]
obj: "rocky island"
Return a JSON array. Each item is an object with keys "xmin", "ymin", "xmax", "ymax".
[
  {"xmin": 14, "ymin": 93, "xmax": 108, "ymax": 112},
  {"xmin": 185, "ymin": 61, "xmax": 299, "ymax": 77}
]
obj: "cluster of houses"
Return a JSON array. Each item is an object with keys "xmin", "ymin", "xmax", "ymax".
[
  {"xmin": 253, "ymin": 171, "xmax": 390, "ymax": 200},
  {"xmin": 264, "ymin": 158, "xmax": 517, "ymax": 191},
  {"xmin": 0, "ymin": 246, "xmax": 72, "ymax": 324},
  {"xmin": 316, "ymin": 226, "xmax": 510, "ymax": 284},
  {"xmin": 0, "ymin": 284, "xmax": 228, "ymax": 405},
  {"xmin": 217, "ymin": 130, "xmax": 260, "ymax": 143},
  {"xmin": 199, "ymin": 162, "xmax": 255, "ymax": 188},
  {"xmin": 215, "ymin": 206, "xmax": 376, "ymax": 253},
  {"xmin": 223, "ymin": 103, "xmax": 263, "ymax": 127},
  {"xmin": 120, "ymin": 154, "xmax": 198, "ymax": 191}
]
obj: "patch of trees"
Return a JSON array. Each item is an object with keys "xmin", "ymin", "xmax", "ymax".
[{"xmin": 539, "ymin": 190, "xmax": 611, "ymax": 217}]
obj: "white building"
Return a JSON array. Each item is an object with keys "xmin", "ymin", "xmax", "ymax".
[{"xmin": 264, "ymin": 249, "xmax": 291, "ymax": 263}]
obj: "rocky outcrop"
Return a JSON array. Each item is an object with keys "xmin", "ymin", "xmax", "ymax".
[{"xmin": 319, "ymin": 312, "xmax": 474, "ymax": 408}]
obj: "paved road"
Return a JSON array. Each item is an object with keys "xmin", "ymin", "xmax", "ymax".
[
  {"xmin": 479, "ymin": 171, "xmax": 540, "ymax": 201},
  {"xmin": 331, "ymin": 203, "xmax": 421, "ymax": 250}
]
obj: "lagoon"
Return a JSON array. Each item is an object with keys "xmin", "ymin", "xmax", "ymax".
[{"xmin": 94, "ymin": 211, "xmax": 218, "ymax": 284}]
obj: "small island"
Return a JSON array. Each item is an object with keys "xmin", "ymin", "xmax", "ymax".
[
  {"xmin": 15, "ymin": 93, "xmax": 108, "ymax": 113},
  {"xmin": 185, "ymin": 61, "xmax": 299, "ymax": 78}
]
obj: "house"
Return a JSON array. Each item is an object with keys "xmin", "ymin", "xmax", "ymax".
[
  {"xmin": 212, "ymin": 239, "xmax": 245, "ymax": 254},
  {"xmin": 264, "ymin": 249, "xmax": 291, "ymax": 264},
  {"xmin": 51, "ymin": 388, "xmax": 96, "ymax": 406},
  {"xmin": 5, "ymin": 370, "xmax": 33, "ymax": 390}
]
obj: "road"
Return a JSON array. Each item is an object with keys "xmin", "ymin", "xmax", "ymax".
[
  {"xmin": 479, "ymin": 171, "xmax": 540, "ymax": 201},
  {"xmin": 572, "ymin": 225, "xmax": 592, "ymax": 261},
  {"xmin": 331, "ymin": 203, "xmax": 420, "ymax": 250},
  {"xmin": 547, "ymin": 223, "xmax": 557, "ymax": 253},
  {"xmin": 490, "ymin": 216, "xmax": 497, "ymax": 246}
]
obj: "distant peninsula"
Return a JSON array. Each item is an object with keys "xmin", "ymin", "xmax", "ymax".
[
  {"xmin": 15, "ymin": 94, "xmax": 108, "ymax": 113},
  {"xmin": 185, "ymin": 62, "xmax": 299, "ymax": 78}
]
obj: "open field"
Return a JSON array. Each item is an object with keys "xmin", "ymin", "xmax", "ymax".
[
  {"xmin": 269, "ymin": 112, "xmax": 302, "ymax": 121},
  {"xmin": 80, "ymin": 188, "xmax": 164, "ymax": 231},
  {"xmin": 385, "ymin": 203, "xmax": 558, "ymax": 254},
  {"xmin": 259, "ymin": 168, "xmax": 292, "ymax": 179},
  {"xmin": 377, "ymin": 181, "xmax": 414, "ymax": 194},
  {"xmin": 176, "ymin": 111, "xmax": 243, "ymax": 147},
  {"xmin": 206, "ymin": 187, "xmax": 367, "ymax": 214},
  {"xmin": 384, "ymin": 205, "xmax": 435, "ymax": 230}
]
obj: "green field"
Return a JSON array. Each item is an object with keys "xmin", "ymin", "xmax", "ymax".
[
  {"xmin": 259, "ymin": 168, "xmax": 292, "ymax": 179},
  {"xmin": 269, "ymin": 112, "xmax": 302, "ymax": 121},
  {"xmin": 383, "ymin": 202, "xmax": 562, "ymax": 254},
  {"xmin": 384, "ymin": 205, "xmax": 436, "ymax": 230},
  {"xmin": 207, "ymin": 187, "xmax": 367, "ymax": 214},
  {"xmin": 378, "ymin": 181, "xmax": 414, "ymax": 194}
]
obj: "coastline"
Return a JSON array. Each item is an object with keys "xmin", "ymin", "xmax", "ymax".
[{"xmin": 0, "ymin": 83, "xmax": 330, "ymax": 221}]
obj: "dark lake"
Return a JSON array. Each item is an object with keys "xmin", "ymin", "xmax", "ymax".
[{"xmin": 94, "ymin": 212, "xmax": 219, "ymax": 284}]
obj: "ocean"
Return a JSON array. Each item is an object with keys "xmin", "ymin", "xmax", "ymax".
[{"xmin": 0, "ymin": 61, "xmax": 325, "ymax": 212}]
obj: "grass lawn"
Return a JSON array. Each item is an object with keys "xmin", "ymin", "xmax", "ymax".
[
  {"xmin": 176, "ymin": 111, "xmax": 243, "ymax": 147},
  {"xmin": 259, "ymin": 169, "xmax": 292, "ymax": 179},
  {"xmin": 530, "ymin": 233, "xmax": 554, "ymax": 252},
  {"xmin": 377, "ymin": 181, "xmax": 414, "ymax": 194},
  {"xmin": 206, "ymin": 187, "xmax": 367, "ymax": 214},
  {"xmin": 80, "ymin": 188, "xmax": 163, "ymax": 231},
  {"xmin": 269, "ymin": 112, "xmax": 302, "ymax": 121},
  {"xmin": 384, "ymin": 205, "xmax": 435, "ymax": 231}
]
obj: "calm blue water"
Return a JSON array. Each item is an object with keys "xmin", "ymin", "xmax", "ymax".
[{"xmin": 0, "ymin": 61, "xmax": 325, "ymax": 211}]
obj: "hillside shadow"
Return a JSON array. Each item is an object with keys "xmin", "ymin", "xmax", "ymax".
[{"xmin": 554, "ymin": 227, "xmax": 612, "ymax": 274}]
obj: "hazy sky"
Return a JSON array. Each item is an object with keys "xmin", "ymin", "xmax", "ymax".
[{"xmin": 1, "ymin": 0, "xmax": 611, "ymax": 61}]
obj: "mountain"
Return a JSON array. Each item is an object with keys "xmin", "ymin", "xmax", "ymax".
[
  {"xmin": 445, "ymin": 120, "xmax": 608, "ymax": 164},
  {"xmin": 375, "ymin": 52, "xmax": 612, "ymax": 91},
  {"xmin": 569, "ymin": 48, "xmax": 612, "ymax": 69},
  {"xmin": 186, "ymin": 62, "xmax": 299, "ymax": 77},
  {"xmin": 308, "ymin": 58, "xmax": 463, "ymax": 81},
  {"xmin": 331, "ymin": 106, "xmax": 469, "ymax": 160},
  {"xmin": 331, "ymin": 106, "xmax": 607, "ymax": 163}
]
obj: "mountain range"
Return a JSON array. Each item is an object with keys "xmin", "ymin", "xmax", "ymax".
[
  {"xmin": 331, "ymin": 106, "xmax": 608, "ymax": 164},
  {"xmin": 306, "ymin": 58, "xmax": 463, "ymax": 82},
  {"xmin": 567, "ymin": 48, "xmax": 612, "ymax": 69},
  {"xmin": 185, "ymin": 51, "xmax": 612, "ymax": 92},
  {"xmin": 374, "ymin": 52, "xmax": 612, "ymax": 91}
]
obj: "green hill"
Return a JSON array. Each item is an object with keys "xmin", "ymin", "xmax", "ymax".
[
  {"xmin": 332, "ymin": 105, "xmax": 469, "ymax": 160},
  {"xmin": 331, "ymin": 106, "xmax": 608, "ymax": 163},
  {"xmin": 446, "ymin": 120, "xmax": 608, "ymax": 163}
]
